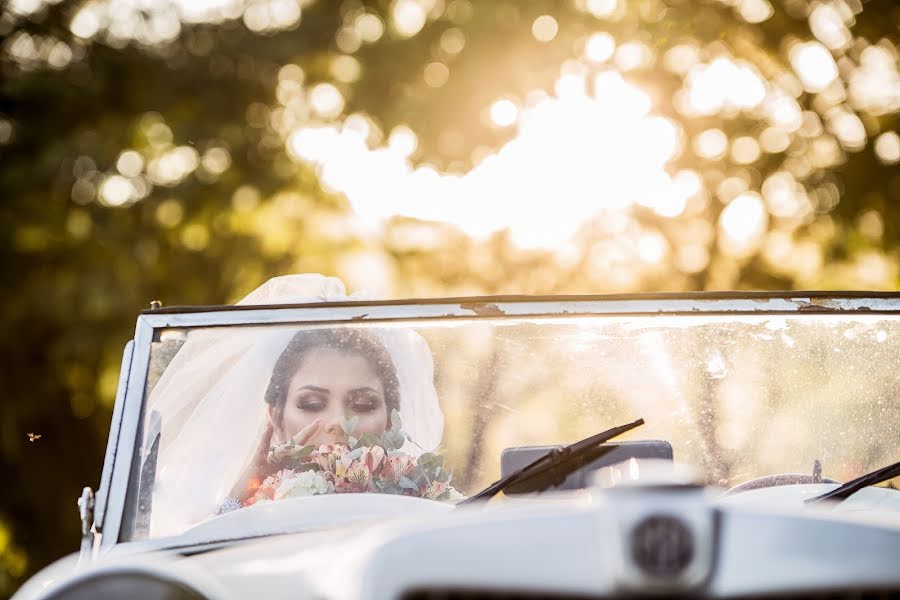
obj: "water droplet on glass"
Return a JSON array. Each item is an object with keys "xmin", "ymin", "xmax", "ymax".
[{"xmin": 706, "ymin": 352, "xmax": 727, "ymax": 379}]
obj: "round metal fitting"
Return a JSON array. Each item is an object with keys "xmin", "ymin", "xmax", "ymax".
[{"xmin": 630, "ymin": 514, "xmax": 694, "ymax": 578}]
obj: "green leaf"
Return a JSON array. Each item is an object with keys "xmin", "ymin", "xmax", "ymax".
[
  {"xmin": 345, "ymin": 446, "xmax": 364, "ymax": 462},
  {"xmin": 295, "ymin": 444, "xmax": 314, "ymax": 458},
  {"xmin": 340, "ymin": 415, "xmax": 359, "ymax": 436},
  {"xmin": 348, "ymin": 436, "xmax": 358, "ymax": 448},
  {"xmin": 418, "ymin": 452, "xmax": 443, "ymax": 472},
  {"xmin": 410, "ymin": 465, "xmax": 428, "ymax": 483},
  {"xmin": 296, "ymin": 463, "xmax": 322, "ymax": 472},
  {"xmin": 375, "ymin": 479, "xmax": 401, "ymax": 494},
  {"xmin": 390, "ymin": 408, "xmax": 402, "ymax": 432},
  {"xmin": 357, "ymin": 432, "xmax": 381, "ymax": 447},
  {"xmin": 399, "ymin": 476, "xmax": 419, "ymax": 490}
]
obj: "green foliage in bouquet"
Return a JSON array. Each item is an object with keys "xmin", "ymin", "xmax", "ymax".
[{"xmin": 272, "ymin": 409, "xmax": 457, "ymax": 502}]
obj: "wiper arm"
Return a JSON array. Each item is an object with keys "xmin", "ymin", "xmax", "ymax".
[
  {"xmin": 459, "ymin": 418, "xmax": 644, "ymax": 505},
  {"xmin": 805, "ymin": 458, "xmax": 900, "ymax": 505}
]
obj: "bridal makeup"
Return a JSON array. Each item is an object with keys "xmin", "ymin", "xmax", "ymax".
[{"xmin": 276, "ymin": 347, "xmax": 390, "ymax": 445}]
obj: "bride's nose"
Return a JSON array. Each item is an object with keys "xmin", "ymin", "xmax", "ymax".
[{"xmin": 322, "ymin": 411, "xmax": 348, "ymax": 440}]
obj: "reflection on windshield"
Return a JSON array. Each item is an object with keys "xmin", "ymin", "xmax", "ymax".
[{"xmin": 129, "ymin": 314, "xmax": 900, "ymax": 541}]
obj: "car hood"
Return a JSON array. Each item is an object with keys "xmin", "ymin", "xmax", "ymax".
[{"xmin": 15, "ymin": 484, "xmax": 900, "ymax": 600}]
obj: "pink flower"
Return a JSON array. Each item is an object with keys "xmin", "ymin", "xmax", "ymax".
[
  {"xmin": 240, "ymin": 445, "xmax": 463, "ymax": 504},
  {"xmin": 311, "ymin": 450, "xmax": 337, "ymax": 473},
  {"xmin": 251, "ymin": 469, "xmax": 294, "ymax": 502},
  {"xmin": 422, "ymin": 480, "xmax": 449, "ymax": 500},
  {"xmin": 359, "ymin": 446, "xmax": 385, "ymax": 474},
  {"xmin": 382, "ymin": 454, "xmax": 416, "ymax": 485},
  {"xmin": 338, "ymin": 462, "xmax": 372, "ymax": 493}
]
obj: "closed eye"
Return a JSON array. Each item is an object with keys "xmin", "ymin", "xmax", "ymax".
[
  {"xmin": 348, "ymin": 388, "xmax": 383, "ymax": 413},
  {"xmin": 296, "ymin": 385, "xmax": 330, "ymax": 412}
]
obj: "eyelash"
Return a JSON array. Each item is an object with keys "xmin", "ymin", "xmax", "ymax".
[
  {"xmin": 350, "ymin": 397, "xmax": 379, "ymax": 413},
  {"xmin": 297, "ymin": 395, "xmax": 326, "ymax": 412},
  {"xmin": 296, "ymin": 394, "xmax": 381, "ymax": 413}
]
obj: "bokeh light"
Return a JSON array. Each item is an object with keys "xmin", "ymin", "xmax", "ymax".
[
  {"xmin": 3, "ymin": 0, "xmax": 899, "ymax": 304},
  {"xmin": 874, "ymin": 132, "xmax": 900, "ymax": 165},
  {"xmin": 532, "ymin": 15, "xmax": 558, "ymax": 43},
  {"xmin": 489, "ymin": 99, "xmax": 518, "ymax": 128},
  {"xmin": 790, "ymin": 41, "xmax": 838, "ymax": 93},
  {"xmin": 584, "ymin": 32, "xmax": 615, "ymax": 63},
  {"xmin": 719, "ymin": 192, "xmax": 768, "ymax": 257}
]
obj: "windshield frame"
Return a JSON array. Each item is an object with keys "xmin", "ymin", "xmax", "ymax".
[{"xmin": 96, "ymin": 291, "xmax": 900, "ymax": 553}]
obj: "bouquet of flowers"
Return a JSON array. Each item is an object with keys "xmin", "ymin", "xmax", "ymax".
[{"xmin": 244, "ymin": 410, "xmax": 462, "ymax": 506}]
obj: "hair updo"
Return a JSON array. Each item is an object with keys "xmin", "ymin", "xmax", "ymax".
[{"xmin": 264, "ymin": 328, "xmax": 401, "ymax": 430}]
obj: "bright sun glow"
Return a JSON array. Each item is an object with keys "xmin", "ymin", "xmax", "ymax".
[
  {"xmin": 718, "ymin": 192, "xmax": 768, "ymax": 256},
  {"xmin": 286, "ymin": 69, "xmax": 694, "ymax": 249},
  {"xmin": 790, "ymin": 41, "xmax": 838, "ymax": 93},
  {"xmin": 489, "ymin": 99, "xmax": 519, "ymax": 128}
]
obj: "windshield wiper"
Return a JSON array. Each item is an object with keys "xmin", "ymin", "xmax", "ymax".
[
  {"xmin": 805, "ymin": 458, "xmax": 900, "ymax": 505},
  {"xmin": 459, "ymin": 418, "xmax": 644, "ymax": 505}
]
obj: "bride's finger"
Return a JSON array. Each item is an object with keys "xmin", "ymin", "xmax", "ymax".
[
  {"xmin": 270, "ymin": 419, "xmax": 324, "ymax": 463},
  {"xmin": 291, "ymin": 418, "xmax": 322, "ymax": 446}
]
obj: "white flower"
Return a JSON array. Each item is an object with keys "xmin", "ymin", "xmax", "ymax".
[
  {"xmin": 274, "ymin": 470, "xmax": 335, "ymax": 500},
  {"xmin": 439, "ymin": 487, "xmax": 466, "ymax": 503}
]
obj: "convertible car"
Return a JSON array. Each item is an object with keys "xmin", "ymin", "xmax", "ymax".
[{"xmin": 14, "ymin": 282, "xmax": 900, "ymax": 599}]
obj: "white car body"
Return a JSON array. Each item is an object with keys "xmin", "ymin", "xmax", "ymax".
[{"xmin": 15, "ymin": 293, "xmax": 900, "ymax": 599}]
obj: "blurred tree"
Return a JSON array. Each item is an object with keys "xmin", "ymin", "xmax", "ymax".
[{"xmin": 0, "ymin": 0, "xmax": 898, "ymax": 595}]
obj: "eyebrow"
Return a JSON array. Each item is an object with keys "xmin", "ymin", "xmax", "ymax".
[
  {"xmin": 298, "ymin": 385, "xmax": 329, "ymax": 394},
  {"xmin": 296, "ymin": 385, "xmax": 382, "ymax": 395},
  {"xmin": 349, "ymin": 387, "xmax": 381, "ymax": 395}
]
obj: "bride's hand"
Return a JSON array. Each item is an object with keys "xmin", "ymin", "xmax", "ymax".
[
  {"xmin": 228, "ymin": 419, "xmax": 322, "ymax": 500},
  {"xmin": 268, "ymin": 418, "xmax": 323, "ymax": 465}
]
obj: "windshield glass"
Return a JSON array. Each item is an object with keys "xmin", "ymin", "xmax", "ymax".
[{"xmin": 125, "ymin": 312, "xmax": 900, "ymax": 541}]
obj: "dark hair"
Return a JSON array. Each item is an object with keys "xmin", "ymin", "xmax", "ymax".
[{"xmin": 264, "ymin": 328, "xmax": 400, "ymax": 431}]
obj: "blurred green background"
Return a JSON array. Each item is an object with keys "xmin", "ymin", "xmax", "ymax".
[{"xmin": 0, "ymin": 0, "xmax": 898, "ymax": 595}]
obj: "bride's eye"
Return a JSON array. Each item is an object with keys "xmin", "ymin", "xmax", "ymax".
[
  {"xmin": 297, "ymin": 394, "xmax": 327, "ymax": 412},
  {"xmin": 349, "ymin": 392, "xmax": 382, "ymax": 413}
]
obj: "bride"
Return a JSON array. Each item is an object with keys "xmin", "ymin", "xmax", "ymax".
[{"xmin": 143, "ymin": 274, "xmax": 448, "ymax": 538}]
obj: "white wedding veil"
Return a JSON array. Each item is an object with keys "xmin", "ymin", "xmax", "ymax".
[{"xmin": 142, "ymin": 274, "xmax": 444, "ymax": 538}]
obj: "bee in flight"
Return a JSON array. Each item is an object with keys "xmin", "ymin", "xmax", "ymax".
[{"xmin": 27, "ymin": 432, "xmax": 41, "ymax": 442}]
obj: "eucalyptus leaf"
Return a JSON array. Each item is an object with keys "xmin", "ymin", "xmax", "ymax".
[
  {"xmin": 340, "ymin": 415, "xmax": 359, "ymax": 436},
  {"xmin": 295, "ymin": 444, "xmax": 314, "ymax": 458},
  {"xmin": 399, "ymin": 476, "xmax": 419, "ymax": 490},
  {"xmin": 390, "ymin": 408, "xmax": 402, "ymax": 432},
  {"xmin": 345, "ymin": 446, "xmax": 364, "ymax": 462},
  {"xmin": 357, "ymin": 432, "xmax": 381, "ymax": 448},
  {"xmin": 348, "ymin": 436, "xmax": 358, "ymax": 448},
  {"xmin": 375, "ymin": 480, "xmax": 401, "ymax": 495},
  {"xmin": 418, "ymin": 453, "xmax": 442, "ymax": 472},
  {"xmin": 410, "ymin": 466, "xmax": 427, "ymax": 483}
]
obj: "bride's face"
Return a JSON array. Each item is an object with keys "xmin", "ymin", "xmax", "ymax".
[{"xmin": 275, "ymin": 347, "xmax": 389, "ymax": 445}]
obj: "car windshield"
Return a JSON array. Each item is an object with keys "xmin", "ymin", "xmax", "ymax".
[{"xmin": 125, "ymin": 310, "xmax": 900, "ymax": 541}]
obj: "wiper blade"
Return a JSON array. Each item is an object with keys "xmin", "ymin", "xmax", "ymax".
[
  {"xmin": 459, "ymin": 418, "xmax": 644, "ymax": 505},
  {"xmin": 805, "ymin": 458, "xmax": 900, "ymax": 504}
]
